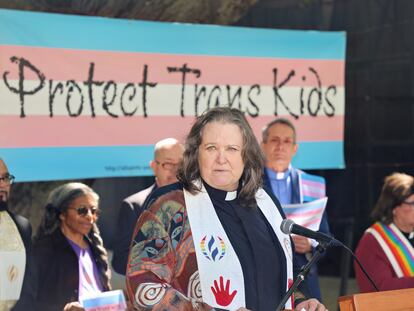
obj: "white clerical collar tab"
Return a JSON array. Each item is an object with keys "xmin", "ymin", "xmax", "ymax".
[
  {"xmin": 276, "ymin": 172, "xmax": 286, "ymax": 180},
  {"xmin": 225, "ymin": 191, "xmax": 237, "ymax": 201}
]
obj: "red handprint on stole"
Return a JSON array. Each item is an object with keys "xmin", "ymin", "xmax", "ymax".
[{"xmin": 211, "ymin": 276, "xmax": 237, "ymax": 306}]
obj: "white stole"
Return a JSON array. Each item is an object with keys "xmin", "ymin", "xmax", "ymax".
[
  {"xmin": 0, "ymin": 212, "xmax": 26, "ymax": 308},
  {"xmin": 184, "ymin": 183, "xmax": 293, "ymax": 310}
]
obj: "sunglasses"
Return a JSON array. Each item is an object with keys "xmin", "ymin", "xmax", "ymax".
[{"xmin": 68, "ymin": 206, "xmax": 100, "ymax": 217}]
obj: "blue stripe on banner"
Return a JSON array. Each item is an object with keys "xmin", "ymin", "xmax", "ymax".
[
  {"xmin": 0, "ymin": 145, "xmax": 155, "ymax": 182},
  {"xmin": 1, "ymin": 141, "xmax": 343, "ymax": 182},
  {"xmin": 0, "ymin": 9, "xmax": 346, "ymax": 59},
  {"xmin": 292, "ymin": 141, "xmax": 345, "ymax": 170}
]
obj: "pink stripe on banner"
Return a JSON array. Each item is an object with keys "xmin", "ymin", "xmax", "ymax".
[
  {"xmin": 302, "ymin": 179, "xmax": 325, "ymax": 190},
  {"xmin": 0, "ymin": 115, "xmax": 343, "ymax": 148},
  {"xmin": 249, "ymin": 115, "xmax": 344, "ymax": 143},
  {"xmin": 1, "ymin": 45, "xmax": 344, "ymax": 86},
  {"xmin": 284, "ymin": 207, "xmax": 324, "ymax": 218}
]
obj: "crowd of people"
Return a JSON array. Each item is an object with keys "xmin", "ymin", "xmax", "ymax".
[{"xmin": 2, "ymin": 107, "xmax": 414, "ymax": 311}]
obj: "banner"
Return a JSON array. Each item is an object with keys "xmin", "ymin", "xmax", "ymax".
[{"xmin": 0, "ymin": 9, "xmax": 346, "ymax": 181}]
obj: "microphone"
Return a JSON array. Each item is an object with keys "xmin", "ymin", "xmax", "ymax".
[
  {"xmin": 280, "ymin": 219, "xmax": 339, "ymax": 246},
  {"xmin": 279, "ymin": 218, "xmax": 380, "ymax": 294}
]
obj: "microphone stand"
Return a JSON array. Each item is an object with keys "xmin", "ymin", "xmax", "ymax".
[{"xmin": 275, "ymin": 241, "xmax": 331, "ymax": 311}]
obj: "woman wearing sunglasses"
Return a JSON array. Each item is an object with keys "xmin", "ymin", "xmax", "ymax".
[{"xmin": 33, "ymin": 182, "xmax": 111, "ymax": 311}]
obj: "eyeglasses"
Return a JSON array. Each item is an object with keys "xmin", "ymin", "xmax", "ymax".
[
  {"xmin": 68, "ymin": 206, "xmax": 100, "ymax": 217},
  {"xmin": 155, "ymin": 160, "xmax": 179, "ymax": 171},
  {"xmin": 403, "ymin": 201, "xmax": 414, "ymax": 207},
  {"xmin": 0, "ymin": 174, "xmax": 15, "ymax": 185}
]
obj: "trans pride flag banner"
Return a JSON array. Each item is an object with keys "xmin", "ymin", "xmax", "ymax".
[{"xmin": 0, "ymin": 9, "xmax": 346, "ymax": 182}]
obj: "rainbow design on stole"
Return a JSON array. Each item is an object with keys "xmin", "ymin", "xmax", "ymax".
[
  {"xmin": 372, "ymin": 222, "xmax": 414, "ymax": 277},
  {"xmin": 200, "ymin": 235, "xmax": 226, "ymax": 262}
]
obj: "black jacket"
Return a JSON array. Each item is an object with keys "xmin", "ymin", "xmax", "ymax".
[
  {"xmin": 112, "ymin": 184, "xmax": 156, "ymax": 274},
  {"xmin": 33, "ymin": 229, "xmax": 109, "ymax": 311}
]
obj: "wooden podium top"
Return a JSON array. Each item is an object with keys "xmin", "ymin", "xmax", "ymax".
[{"xmin": 338, "ymin": 287, "xmax": 414, "ymax": 311}]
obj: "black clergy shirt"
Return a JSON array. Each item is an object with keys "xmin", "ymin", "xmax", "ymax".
[{"xmin": 204, "ymin": 182, "xmax": 287, "ymax": 311}]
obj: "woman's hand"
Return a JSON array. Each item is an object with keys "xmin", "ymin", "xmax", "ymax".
[
  {"xmin": 63, "ymin": 301, "xmax": 85, "ymax": 311},
  {"xmin": 295, "ymin": 298, "xmax": 328, "ymax": 311}
]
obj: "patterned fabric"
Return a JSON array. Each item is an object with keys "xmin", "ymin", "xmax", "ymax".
[
  {"xmin": 0, "ymin": 212, "xmax": 26, "ymax": 311},
  {"xmin": 126, "ymin": 187, "xmax": 297, "ymax": 310},
  {"xmin": 367, "ymin": 222, "xmax": 414, "ymax": 277},
  {"xmin": 126, "ymin": 189, "xmax": 211, "ymax": 310}
]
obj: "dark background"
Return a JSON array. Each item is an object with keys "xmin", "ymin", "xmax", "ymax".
[{"xmin": 235, "ymin": 0, "xmax": 414, "ymax": 277}]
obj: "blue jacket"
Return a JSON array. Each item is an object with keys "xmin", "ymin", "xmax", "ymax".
[{"xmin": 263, "ymin": 167, "xmax": 330, "ymax": 300}]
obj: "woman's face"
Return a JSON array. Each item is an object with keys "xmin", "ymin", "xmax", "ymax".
[
  {"xmin": 60, "ymin": 193, "xmax": 99, "ymax": 239},
  {"xmin": 198, "ymin": 121, "xmax": 244, "ymax": 191},
  {"xmin": 393, "ymin": 194, "xmax": 414, "ymax": 232}
]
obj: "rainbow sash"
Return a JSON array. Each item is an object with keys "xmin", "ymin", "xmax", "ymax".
[{"xmin": 367, "ymin": 222, "xmax": 414, "ymax": 277}]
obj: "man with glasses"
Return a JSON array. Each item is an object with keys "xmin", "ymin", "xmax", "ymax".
[
  {"xmin": 112, "ymin": 138, "xmax": 184, "ymax": 275},
  {"xmin": 261, "ymin": 119, "xmax": 330, "ymax": 301},
  {"xmin": 0, "ymin": 158, "xmax": 36, "ymax": 310}
]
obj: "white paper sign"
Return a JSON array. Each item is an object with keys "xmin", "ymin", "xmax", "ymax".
[{"xmin": 80, "ymin": 289, "xmax": 127, "ymax": 311}]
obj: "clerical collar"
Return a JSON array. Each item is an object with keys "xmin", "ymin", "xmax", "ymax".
[
  {"xmin": 266, "ymin": 165, "xmax": 292, "ymax": 180},
  {"xmin": 202, "ymin": 180, "xmax": 239, "ymax": 201}
]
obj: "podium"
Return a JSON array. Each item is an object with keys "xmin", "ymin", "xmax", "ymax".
[{"xmin": 338, "ymin": 288, "xmax": 414, "ymax": 311}]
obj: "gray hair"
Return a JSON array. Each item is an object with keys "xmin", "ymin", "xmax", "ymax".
[
  {"xmin": 35, "ymin": 182, "xmax": 111, "ymax": 290},
  {"xmin": 262, "ymin": 118, "xmax": 297, "ymax": 143},
  {"xmin": 177, "ymin": 107, "xmax": 265, "ymax": 206},
  {"xmin": 46, "ymin": 182, "xmax": 99, "ymax": 214}
]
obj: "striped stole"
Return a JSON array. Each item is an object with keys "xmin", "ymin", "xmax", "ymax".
[
  {"xmin": 367, "ymin": 222, "xmax": 414, "ymax": 277},
  {"xmin": 299, "ymin": 172, "xmax": 326, "ymax": 202}
]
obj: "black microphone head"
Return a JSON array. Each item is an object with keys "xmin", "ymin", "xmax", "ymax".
[{"xmin": 280, "ymin": 219, "xmax": 295, "ymax": 234}]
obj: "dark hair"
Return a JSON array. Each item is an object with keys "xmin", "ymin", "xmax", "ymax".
[
  {"xmin": 371, "ymin": 172, "xmax": 414, "ymax": 224},
  {"xmin": 177, "ymin": 107, "xmax": 265, "ymax": 205},
  {"xmin": 262, "ymin": 118, "xmax": 297, "ymax": 143},
  {"xmin": 35, "ymin": 182, "xmax": 111, "ymax": 290}
]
